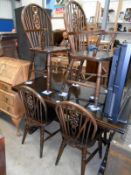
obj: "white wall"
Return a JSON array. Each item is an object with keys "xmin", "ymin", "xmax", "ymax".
[
  {"xmin": 80, "ymin": 0, "xmax": 131, "ymax": 23},
  {"xmin": 21, "ymin": 0, "xmax": 42, "ymax": 6},
  {"xmin": 51, "ymin": 18, "xmax": 65, "ymax": 30},
  {"xmin": 15, "ymin": 0, "xmax": 22, "ymax": 8},
  {"xmin": 0, "ymin": 0, "xmax": 12, "ymax": 19}
]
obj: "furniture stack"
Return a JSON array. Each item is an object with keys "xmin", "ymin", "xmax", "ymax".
[{"xmin": 0, "ymin": 57, "xmax": 33, "ymax": 135}]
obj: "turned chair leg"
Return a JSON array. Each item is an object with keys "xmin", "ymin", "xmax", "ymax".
[
  {"xmin": 40, "ymin": 126, "xmax": 44, "ymax": 158},
  {"xmin": 81, "ymin": 148, "xmax": 87, "ymax": 175},
  {"xmin": 22, "ymin": 123, "xmax": 29, "ymax": 144},
  {"xmin": 55, "ymin": 139, "xmax": 67, "ymax": 165}
]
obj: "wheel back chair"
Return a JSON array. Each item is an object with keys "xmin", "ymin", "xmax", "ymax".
[
  {"xmin": 55, "ymin": 101, "xmax": 102, "ymax": 175},
  {"xmin": 21, "ymin": 4, "xmax": 68, "ymax": 90},
  {"xmin": 64, "ymin": 0, "xmax": 116, "ymax": 107},
  {"xmin": 19, "ymin": 85, "xmax": 59, "ymax": 158},
  {"xmin": 21, "ymin": 3, "xmax": 53, "ymax": 78}
]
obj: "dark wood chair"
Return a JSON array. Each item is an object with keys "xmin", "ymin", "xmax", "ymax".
[
  {"xmin": 21, "ymin": 4, "xmax": 68, "ymax": 90},
  {"xmin": 55, "ymin": 101, "xmax": 102, "ymax": 175},
  {"xmin": 19, "ymin": 85, "xmax": 59, "ymax": 158},
  {"xmin": 21, "ymin": 3, "xmax": 53, "ymax": 77},
  {"xmin": 64, "ymin": 1, "xmax": 114, "ymax": 108}
]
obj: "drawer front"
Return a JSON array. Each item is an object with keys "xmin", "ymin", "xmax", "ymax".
[
  {"xmin": 0, "ymin": 92, "xmax": 14, "ymax": 106},
  {"xmin": 0, "ymin": 102, "xmax": 15, "ymax": 115},
  {"xmin": 0, "ymin": 82, "xmax": 12, "ymax": 93}
]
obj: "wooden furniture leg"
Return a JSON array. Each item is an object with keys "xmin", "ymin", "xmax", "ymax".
[
  {"xmin": 95, "ymin": 62, "xmax": 102, "ymax": 106},
  {"xmin": 11, "ymin": 117, "xmax": 22, "ymax": 136},
  {"xmin": 47, "ymin": 53, "xmax": 51, "ymax": 91},
  {"xmin": 0, "ymin": 135, "xmax": 6, "ymax": 175}
]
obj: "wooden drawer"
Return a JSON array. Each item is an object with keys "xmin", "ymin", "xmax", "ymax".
[
  {"xmin": 0, "ymin": 91, "xmax": 25, "ymax": 117},
  {"xmin": 0, "ymin": 101, "xmax": 24, "ymax": 116},
  {"xmin": 0, "ymin": 90, "xmax": 14, "ymax": 106},
  {"xmin": 0, "ymin": 82, "xmax": 12, "ymax": 93},
  {"xmin": 0, "ymin": 57, "xmax": 34, "ymax": 86},
  {"xmin": 0, "ymin": 102, "xmax": 15, "ymax": 115}
]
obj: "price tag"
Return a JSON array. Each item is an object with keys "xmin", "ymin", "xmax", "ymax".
[
  {"xmin": 58, "ymin": 92, "xmax": 68, "ymax": 97},
  {"xmin": 25, "ymin": 81, "xmax": 33, "ymax": 85},
  {"xmin": 42, "ymin": 90, "xmax": 52, "ymax": 95},
  {"xmin": 72, "ymin": 83, "xmax": 79, "ymax": 87}
]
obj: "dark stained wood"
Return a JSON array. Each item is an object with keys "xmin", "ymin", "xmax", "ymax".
[
  {"xmin": 0, "ymin": 134, "xmax": 6, "ymax": 175},
  {"xmin": 19, "ymin": 85, "xmax": 59, "ymax": 158},
  {"xmin": 55, "ymin": 101, "xmax": 101, "ymax": 175},
  {"xmin": 63, "ymin": 1, "xmax": 114, "ymax": 107},
  {"xmin": 13, "ymin": 75, "xmax": 127, "ymax": 134},
  {"xmin": 21, "ymin": 4, "xmax": 68, "ymax": 89},
  {"xmin": 13, "ymin": 73, "xmax": 128, "ymax": 175}
]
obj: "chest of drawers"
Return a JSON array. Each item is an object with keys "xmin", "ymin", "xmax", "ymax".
[{"xmin": 0, "ymin": 57, "xmax": 34, "ymax": 135}]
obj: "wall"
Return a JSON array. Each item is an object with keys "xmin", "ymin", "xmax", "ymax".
[
  {"xmin": 21, "ymin": 0, "xmax": 42, "ymax": 6},
  {"xmin": 0, "ymin": 0, "xmax": 14, "ymax": 31},
  {"xmin": 0, "ymin": 0, "xmax": 12, "ymax": 19},
  {"xmin": 0, "ymin": 0, "xmax": 130, "ymax": 31},
  {"xmin": 80, "ymin": 0, "xmax": 131, "ymax": 22}
]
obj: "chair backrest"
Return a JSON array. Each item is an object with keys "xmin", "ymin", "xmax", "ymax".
[
  {"xmin": 21, "ymin": 3, "xmax": 53, "ymax": 49},
  {"xmin": 19, "ymin": 85, "xmax": 47, "ymax": 124},
  {"xmin": 64, "ymin": 1, "xmax": 87, "ymax": 53},
  {"xmin": 64, "ymin": 1, "xmax": 87, "ymax": 33},
  {"xmin": 56, "ymin": 101, "xmax": 97, "ymax": 145},
  {"xmin": 64, "ymin": 1, "xmax": 102, "ymax": 53},
  {"xmin": 64, "ymin": 58, "xmax": 85, "ymax": 82}
]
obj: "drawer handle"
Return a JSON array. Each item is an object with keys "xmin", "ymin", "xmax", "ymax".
[
  {"xmin": 7, "ymin": 106, "xmax": 10, "ymax": 112},
  {"xmin": 4, "ymin": 86, "xmax": 8, "ymax": 91},
  {"xmin": 5, "ymin": 97, "xmax": 8, "ymax": 102}
]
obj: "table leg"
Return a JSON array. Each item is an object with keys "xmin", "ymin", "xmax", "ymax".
[
  {"xmin": 95, "ymin": 61, "xmax": 102, "ymax": 106},
  {"xmin": 97, "ymin": 131, "xmax": 115, "ymax": 175},
  {"xmin": 47, "ymin": 53, "xmax": 51, "ymax": 91}
]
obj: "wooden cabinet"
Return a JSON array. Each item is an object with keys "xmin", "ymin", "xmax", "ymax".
[{"xmin": 0, "ymin": 57, "xmax": 34, "ymax": 135}]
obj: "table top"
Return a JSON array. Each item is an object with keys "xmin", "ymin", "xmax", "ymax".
[{"xmin": 13, "ymin": 74, "xmax": 128, "ymax": 135}]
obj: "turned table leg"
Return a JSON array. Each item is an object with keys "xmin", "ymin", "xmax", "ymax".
[{"xmin": 11, "ymin": 118, "xmax": 22, "ymax": 136}]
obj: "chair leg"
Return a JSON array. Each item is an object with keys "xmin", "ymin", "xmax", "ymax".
[
  {"xmin": 81, "ymin": 148, "xmax": 87, "ymax": 175},
  {"xmin": 55, "ymin": 139, "xmax": 67, "ymax": 165},
  {"xmin": 22, "ymin": 123, "xmax": 29, "ymax": 144},
  {"xmin": 98, "ymin": 141, "xmax": 102, "ymax": 159},
  {"xmin": 40, "ymin": 126, "xmax": 44, "ymax": 158}
]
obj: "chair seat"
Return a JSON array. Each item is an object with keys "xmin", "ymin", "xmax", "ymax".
[
  {"xmin": 62, "ymin": 134, "xmax": 96, "ymax": 148},
  {"xmin": 71, "ymin": 50, "xmax": 112, "ymax": 62}
]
